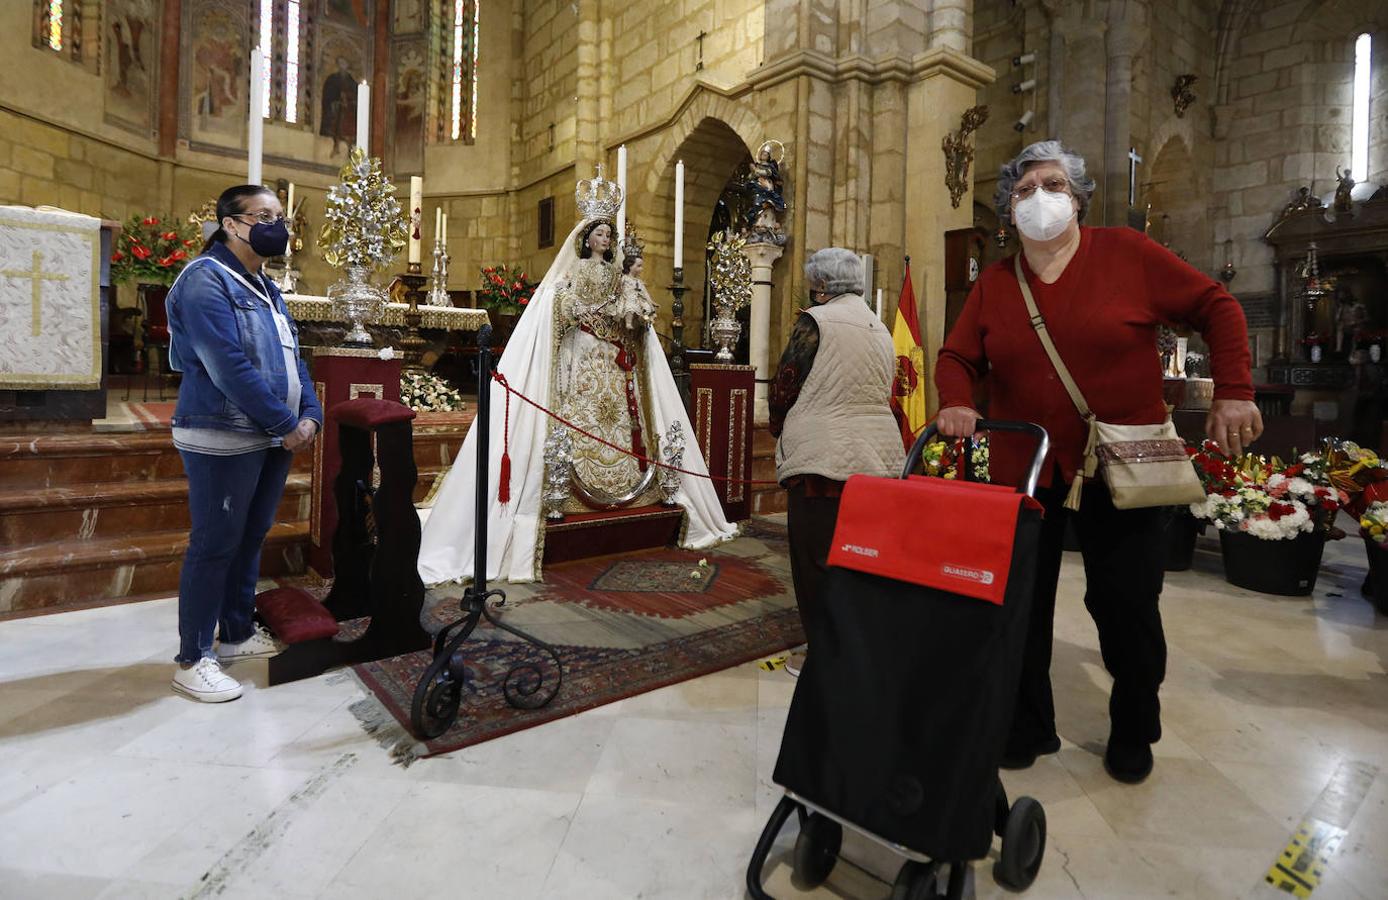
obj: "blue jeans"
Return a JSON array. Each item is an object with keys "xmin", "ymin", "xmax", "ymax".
[{"xmin": 176, "ymin": 448, "xmax": 294, "ymax": 663}]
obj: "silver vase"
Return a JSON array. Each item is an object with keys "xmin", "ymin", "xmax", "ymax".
[
  {"xmin": 327, "ymin": 265, "xmax": 387, "ymax": 347},
  {"xmin": 710, "ymin": 309, "xmax": 742, "ymax": 362}
]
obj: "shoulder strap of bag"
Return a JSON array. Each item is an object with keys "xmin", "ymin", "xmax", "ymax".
[{"xmin": 1013, "ymin": 255, "xmax": 1099, "ymax": 509}]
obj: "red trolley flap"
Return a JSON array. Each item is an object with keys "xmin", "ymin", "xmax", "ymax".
[{"xmin": 827, "ymin": 474, "xmax": 1042, "ymax": 605}]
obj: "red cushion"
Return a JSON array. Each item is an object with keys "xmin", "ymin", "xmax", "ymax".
[
  {"xmin": 255, "ymin": 587, "xmax": 340, "ymax": 643},
  {"xmin": 329, "ymin": 397, "xmax": 416, "ymax": 430}
]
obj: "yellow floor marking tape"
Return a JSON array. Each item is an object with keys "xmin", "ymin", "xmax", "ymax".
[
  {"xmin": 759, "ymin": 656, "xmax": 787, "ymax": 672},
  {"xmin": 1261, "ymin": 760, "xmax": 1377, "ymax": 897},
  {"xmin": 1264, "ymin": 818, "xmax": 1344, "ymax": 898}
]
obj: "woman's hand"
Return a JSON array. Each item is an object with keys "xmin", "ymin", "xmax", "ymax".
[
  {"xmin": 282, "ymin": 419, "xmax": 319, "ymax": 453},
  {"xmin": 936, "ymin": 406, "xmax": 982, "ymax": 438},
  {"xmin": 1206, "ymin": 399, "xmax": 1263, "ymax": 457}
]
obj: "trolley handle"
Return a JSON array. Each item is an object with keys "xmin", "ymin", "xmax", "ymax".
[{"xmin": 903, "ymin": 420, "xmax": 1050, "ymax": 498}]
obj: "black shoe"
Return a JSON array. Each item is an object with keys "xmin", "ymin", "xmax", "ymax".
[
  {"xmin": 1104, "ymin": 739, "xmax": 1154, "ymax": 784},
  {"xmin": 999, "ymin": 736, "xmax": 1061, "ymax": 770}
]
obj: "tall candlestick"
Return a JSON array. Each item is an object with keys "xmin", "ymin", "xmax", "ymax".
[
  {"xmin": 247, "ymin": 46, "xmax": 265, "ymax": 186},
  {"xmin": 408, "ymin": 176, "xmax": 423, "ymax": 264},
  {"xmin": 356, "ymin": 80, "xmax": 370, "ymax": 152},
  {"xmin": 616, "ymin": 144, "xmax": 628, "ymax": 240},
  {"xmin": 674, "ymin": 159, "xmax": 685, "ymax": 270}
]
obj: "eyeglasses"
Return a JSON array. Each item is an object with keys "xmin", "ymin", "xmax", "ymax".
[
  {"xmin": 234, "ymin": 212, "xmax": 286, "ymax": 226},
  {"xmin": 1010, "ymin": 177, "xmax": 1071, "ymax": 203}
]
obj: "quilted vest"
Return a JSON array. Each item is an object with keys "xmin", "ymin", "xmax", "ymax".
[{"xmin": 776, "ymin": 293, "xmax": 905, "ymax": 484}]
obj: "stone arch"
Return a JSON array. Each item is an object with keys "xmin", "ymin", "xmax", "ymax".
[
  {"xmin": 635, "ymin": 93, "xmax": 765, "ymax": 343},
  {"xmin": 1146, "ymin": 131, "xmax": 1213, "ymax": 271}
]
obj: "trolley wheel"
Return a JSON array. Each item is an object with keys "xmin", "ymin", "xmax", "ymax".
[
  {"xmin": 994, "ymin": 796, "xmax": 1046, "ymax": 891},
  {"xmin": 791, "ymin": 813, "xmax": 841, "ymax": 888},
  {"xmin": 890, "ymin": 860, "xmax": 941, "ymax": 900},
  {"xmin": 410, "ymin": 651, "xmax": 465, "ymax": 739}
]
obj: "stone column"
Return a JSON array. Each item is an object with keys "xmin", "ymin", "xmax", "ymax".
[
  {"xmin": 903, "ymin": 50, "xmax": 994, "ymax": 413},
  {"xmin": 744, "ymin": 241, "xmax": 785, "ymax": 423}
]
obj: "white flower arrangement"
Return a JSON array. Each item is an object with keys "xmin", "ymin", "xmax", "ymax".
[
  {"xmin": 1189, "ymin": 471, "xmax": 1339, "ymax": 541},
  {"xmin": 401, "ymin": 371, "xmax": 466, "ymax": 413}
]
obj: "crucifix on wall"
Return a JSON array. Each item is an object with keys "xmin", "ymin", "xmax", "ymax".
[
  {"xmin": 1128, "ymin": 147, "xmax": 1143, "ymax": 208},
  {"xmin": 696, "ymin": 30, "xmax": 707, "ymax": 71}
]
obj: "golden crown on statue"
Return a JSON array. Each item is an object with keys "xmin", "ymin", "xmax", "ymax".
[{"xmin": 575, "ymin": 164, "xmax": 623, "ymax": 221}]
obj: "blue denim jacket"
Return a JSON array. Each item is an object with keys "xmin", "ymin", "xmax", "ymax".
[{"xmin": 167, "ymin": 243, "xmax": 322, "ymax": 435}]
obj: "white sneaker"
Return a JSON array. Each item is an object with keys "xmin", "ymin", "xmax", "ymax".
[
  {"xmin": 217, "ymin": 625, "xmax": 282, "ymax": 662},
  {"xmin": 172, "ymin": 657, "xmax": 243, "ymax": 703}
]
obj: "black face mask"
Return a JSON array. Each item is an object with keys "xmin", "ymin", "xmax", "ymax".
[{"xmin": 232, "ymin": 218, "xmax": 290, "ymax": 258}]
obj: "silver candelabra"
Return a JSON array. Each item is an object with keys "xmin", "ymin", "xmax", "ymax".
[{"xmin": 428, "ymin": 237, "xmax": 452, "ymax": 306}]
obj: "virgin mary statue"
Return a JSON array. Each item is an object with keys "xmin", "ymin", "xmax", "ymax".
[{"xmin": 417, "ymin": 168, "xmax": 736, "ymax": 584}]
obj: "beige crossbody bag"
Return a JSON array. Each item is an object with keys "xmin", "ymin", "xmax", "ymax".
[{"xmin": 1014, "ymin": 256, "xmax": 1204, "ymax": 511}]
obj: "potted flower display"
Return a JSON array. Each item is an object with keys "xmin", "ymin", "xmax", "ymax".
[
  {"xmin": 400, "ymin": 370, "xmax": 466, "ymax": 413},
  {"xmin": 1358, "ymin": 501, "xmax": 1388, "ymax": 615},
  {"xmin": 110, "ymin": 215, "xmax": 202, "ymax": 369},
  {"xmin": 918, "ymin": 436, "xmax": 990, "ymax": 482},
  {"xmin": 1189, "ymin": 442, "xmax": 1344, "ymax": 595},
  {"xmin": 477, "ymin": 264, "xmax": 536, "ymax": 343}
]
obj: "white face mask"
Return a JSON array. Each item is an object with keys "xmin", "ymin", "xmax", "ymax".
[{"xmin": 1013, "ymin": 188, "xmax": 1076, "ymax": 242}]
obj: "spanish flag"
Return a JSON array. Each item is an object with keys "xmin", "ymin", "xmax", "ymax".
[{"xmin": 891, "ymin": 258, "xmax": 928, "ymax": 448}]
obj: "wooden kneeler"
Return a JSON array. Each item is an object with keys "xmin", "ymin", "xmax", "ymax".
[{"xmin": 269, "ymin": 398, "xmax": 432, "ymax": 684}]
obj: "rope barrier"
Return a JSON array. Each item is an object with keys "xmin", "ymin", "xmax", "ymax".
[{"xmin": 489, "ymin": 371, "xmax": 784, "ymax": 488}]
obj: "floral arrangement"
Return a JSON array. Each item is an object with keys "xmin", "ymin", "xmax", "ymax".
[
  {"xmin": 110, "ymin": 215, "xmax": 201, "ymax": 285},
  {"xmin": 319, "ymin": 147, "xmax": 409, "ymax": 272},
  {"xmin": 400, "ymin": 371, "xmax": 466, "ymax": 413},
  {"xmin": 477, "ymin": 264, "xmax": 536, "ymax": 315},
  {"xmin": 1187, "ymin": 441, "xmax": 1344, "ymax": 541},
  {"xmin": 920, "ymin": 436, "xmax": 990, "ymax": 482},
  {"xmin": 1359, "ymin": 501, "xmax": 1388, "ymax": 544}
]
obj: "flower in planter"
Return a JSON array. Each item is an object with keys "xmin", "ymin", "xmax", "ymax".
[
  {"xmin": 111, "ymin": 214, "xmax": 201, "ymax": 285},
  {"xmin": 1188, "ymin": 440, "xmax": 1346, "ymax": 541},
  {"xmin": 400, "ymin": 371, "xmax": 467, "ymax": 413},
  {"xmin": 477, "ymin": 264, "xmax": 536, "ymax": 315},
  {"xmin": 919, "ymin": 436, "xmax": 990, "ymax": 481},
  {"xmin": 1360, "ymin": 501, "xmax": 1388, "ymax": 543}
]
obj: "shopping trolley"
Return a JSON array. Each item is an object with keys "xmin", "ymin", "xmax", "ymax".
[{"xmin": 747, "ymin": 421, "xmax": 1050, "ymax": 900}]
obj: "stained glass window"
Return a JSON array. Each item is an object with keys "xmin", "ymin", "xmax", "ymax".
[
  {"xmin": 285, "ymin": 0, "xmax": 302, "ymax": 123},
  {"xmin": 259, "ymin": 0, "xmax": 274, "ymax": 118},
  {"xmin": 448, "ymin": 0, "xmax": 478, "ymax": 142},
  {"xmin": 1352, "ymin": 33, "xmax": 1371, "ymax": 182},
  {"xmin": 46, "ymin": 0, "xmax": 61, "ymax": 51}
]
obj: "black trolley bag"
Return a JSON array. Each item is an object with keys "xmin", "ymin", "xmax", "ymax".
[{"xmin": 748, "ymin": 421, "xmax": 1051, "ymax": 900}]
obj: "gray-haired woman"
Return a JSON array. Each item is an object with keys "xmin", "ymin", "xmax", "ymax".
[
  {"xmin": 770, "ymin": 248, "xmax": 904, "ymax": 674},
  {"xmin": 935, "ymin": 140, "xmax": 1259, "ymax": 783}
]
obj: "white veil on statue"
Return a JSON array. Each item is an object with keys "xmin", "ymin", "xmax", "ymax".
[{"xmin": 417, "ymin": 217, "xmax": 737, "ymax": 585}]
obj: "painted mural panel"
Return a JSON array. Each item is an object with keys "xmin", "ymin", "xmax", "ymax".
[
  {"xmin": 392, "ymin": 0, "xmax": 426, "ymax": 34},
  {"xmin": 316, "ymin": 25, "xmax": 370, "ymax": 156},
  {"xmin": 104, "ymin": 0, "xmax": 160, "ymax": 135},
  {"xmin": 391, "ymin": 39, "xmax": 427, "ymax": 173},
  {"xmin": 184, "ymin": 0, "xmax": 249, "ymax": 146},
  {"xmin": 322, "ymin": 0, "xmax": 372, "ymax": 29}
]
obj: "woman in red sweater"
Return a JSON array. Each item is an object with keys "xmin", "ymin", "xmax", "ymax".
[{"xmin": 935, "ymin": 141, "xmax": 1262, "ymax": 784}]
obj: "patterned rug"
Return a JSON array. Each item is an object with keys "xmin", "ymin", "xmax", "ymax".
[{"xmin": 349, "ymin": 518, "xmax": 800, "ymax": 760}]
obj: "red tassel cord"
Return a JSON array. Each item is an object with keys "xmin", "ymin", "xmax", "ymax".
[{"xmin": 495, "ymin": 372, "xmax": 513, "ymax": 505}]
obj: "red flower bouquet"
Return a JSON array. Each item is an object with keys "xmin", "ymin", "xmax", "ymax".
[
  {"xmin": 111, "ymin": 215, "xmax": 201, "ymax": 285},
  {"xmin": 477, "ymin": 264, "xmax": 536, "ymax": 315}
]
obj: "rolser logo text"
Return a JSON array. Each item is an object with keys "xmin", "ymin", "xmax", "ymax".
[
  {"xmin": 941, "ymin": 564, "xmax": 994, "ymax": 586},
  {"xmin": 839, "ymin": 543, "xmax": 879, "ymax": 558}
]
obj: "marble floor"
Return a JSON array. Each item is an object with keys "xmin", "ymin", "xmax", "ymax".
[{"xmin": 1, "ymin": 535, "xmax": 1386, "ymax": 900}]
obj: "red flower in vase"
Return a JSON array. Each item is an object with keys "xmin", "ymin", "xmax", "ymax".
[
  {"xmin": 111, "ymin": 250, "xmax": 125, "ymax": 263},
  {"xmin": 160, "ymin": 231, "xmax": 179, "ymax": 241},
  {"xmin": 130, "ymin": 244, "xmax": 153, "ymax": 260},
  {"xmin": 142, "ymin": 217, "xmax": 161, "ymax": 226}
]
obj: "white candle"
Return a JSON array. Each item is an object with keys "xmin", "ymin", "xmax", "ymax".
[
  {"xmin": 441, "ymin": 212, "xmax": 448, "ymax": 244},
  {"xmin": 356, "ymin": 80, "xmax": 370, "ymax": 152},
  {"xmin": 674, "ymin": 159, "xmax": 685, "ymax": 271},
  {"xmin": 247, "ymin": 46, "xmax": 264, "ymax": 186},
  {"xmin": 876, "ymin": 288, "xmax": 883, "ymax": 318},
  {"xmin": 616, "ymin": 144, "xmax": 628, "ymax": 241},
  {"xmin": 286, "ymin": 182, "xmax": 295, "ymax": 219},
  {"xmin": 435, "ymin": 207, "xmax": 442, "ymax": 245},
  {"xmin": 408, "ymin": 176, "xmax": 423, "ymax": 264}
]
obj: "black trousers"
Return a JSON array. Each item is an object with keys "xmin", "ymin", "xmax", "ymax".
[
  {"xmin": 786, "ymin": 486, "xmax": 841, "ymax": 649},
  {"xmin": 1009, "ymin": 475, "xmax": 1169, "ymax": 750}
]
